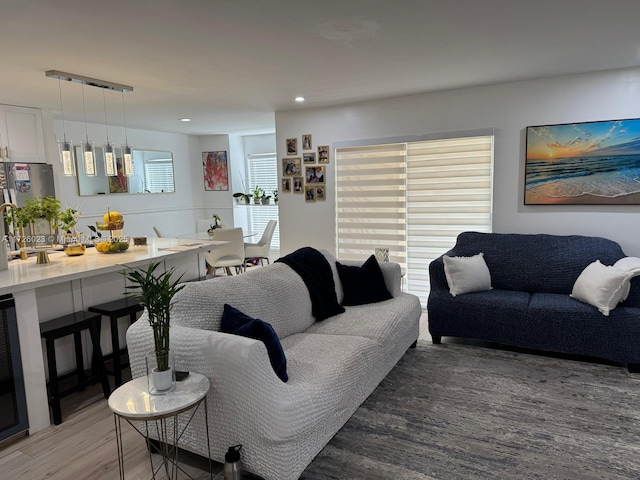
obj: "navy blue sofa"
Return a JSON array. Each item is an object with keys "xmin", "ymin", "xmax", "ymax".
[{"xmin": 428, "ymin": 232, "xmax": 640, "ymax": 372}]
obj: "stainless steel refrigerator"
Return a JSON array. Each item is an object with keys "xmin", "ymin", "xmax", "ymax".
[
  {"xmin": 0, "ymin": 162, "xmax": 55, "ymax": 207},
  {"xmin": 0, "ymin": 162, "xmax": 56, "ymax": 247}
]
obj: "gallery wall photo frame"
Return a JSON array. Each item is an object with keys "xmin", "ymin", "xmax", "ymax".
[
  {"xmin": 318, "ymin": 145, "xmax": 329, "ymax": 163},
  {"xmin": 302, "ymin": 134, "xmax": 312, "ymax": 150},
  {"xmin": 303, "ymin": 152, "xmax": 316, "ymax": 164},
  {"xmin": 525, "ymin": 118, "xmax": 640, "ymax": 205},
  {"xmin": 293, "ymin": 176, "xmax": 304, "ymax": 193},
  {"xmin": 202, "ymin": 151, "xmax": 229, "ymax": 191},
  {"xmin": 305, "ymin": 165, "xmax": 325, "ymax": 185},
  {"xmin": 286, "ymin": 138, "xmax": 298, "ymax": 155},
  {"xmin": 305, "ymin": 185, "xmax": 316, "ymax": 202},
  {"xmin": 283, "ymin": 157, "xmax": 302, "ymax": 176}
]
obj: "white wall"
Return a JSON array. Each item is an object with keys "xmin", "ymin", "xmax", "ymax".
[
  {"xmin": 275, "ymin": 67, "xmax": 640, "ymax": 256},
  {"xmin": 50, "ymin": 116, "xmax": 276, "ymax": 239},
  {"xmin": 52, "ymin": 119, "xmax": 200, "ymax": 238}
]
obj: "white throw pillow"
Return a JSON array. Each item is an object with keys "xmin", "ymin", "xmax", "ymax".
[
  {"xmin": 613, "ymin": 257, "xmax": 640, "ymax": 302},
  {"xmin": 443, "ymin": 253, "xmax": 492, "ymax": 297},
  {"xmin": 570, "ymin": 260, "xmax": 628, "ymax": 316}
]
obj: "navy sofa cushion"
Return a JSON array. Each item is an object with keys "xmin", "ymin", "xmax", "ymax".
[
  {"xmin": 220, "ymin": 304, "xmax": 288, "ymax": 382},
  {"xmin": 337, "ymin": 255, "xmax": 393, "ymax": 306}
]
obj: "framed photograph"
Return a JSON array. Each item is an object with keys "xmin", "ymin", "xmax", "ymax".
[
  {"xmin": 202, "ymin": 151, "xmax": 229, "ymax": 191},
  {"xmin": 302, "ymin": 134, "xmax": 312, "ymax": 150},
  {"xmin": 316, "ymin": 185, "xmax": 326, "ymax": 201},
  {"xmin": 286, "ymin": 138, "xmax": 298, "ymax": 155},
  {"xmin": 525, "ymin": 118, "xmax": 640, "ymax": 205},
  {"xmin": 305, "ymin": 186, "xmax": 316, "ymax": 202},
  {"xmin": 318, "ymin": 145, "xmax": 329, "ymax": 163},
  {"xmin": 305, "ymin": 165, "xmax": 325, "ymax": 185},
  {"xmin": 293, "ymin": 176, "xmax": 304, "ymax": 193},
  {"xmin": 283, "ymin": 157, "xmax": 301, "ymax": 176},
  {"xmin": 303, "ymin": 152, "xmax": 316, "ymax": 164},
  {"xmin": 282, "ymin": 177, "xmax": 292, "ymax": 193}
]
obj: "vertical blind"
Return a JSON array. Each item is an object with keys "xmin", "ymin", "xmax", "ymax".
[
  {"xmin": 336, "ymin": 134, "xmax": 493, "ymax": 306},
  {"xmin": 247, "ymin": 153, "xmax": 280, "ymax": 249}
]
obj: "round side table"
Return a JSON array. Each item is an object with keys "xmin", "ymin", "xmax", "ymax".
[{"xmin": 108, "ymin": 372, "xmax": 212, "ymax": 480}]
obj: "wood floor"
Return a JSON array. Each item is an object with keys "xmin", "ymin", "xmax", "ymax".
[
  {"xmin": 0, "ymin": 361, "xmax": 222, "ymax": 480},
  {"xmin": 0, "ymin": 311, "xmax": 429, "ymax": 480}
]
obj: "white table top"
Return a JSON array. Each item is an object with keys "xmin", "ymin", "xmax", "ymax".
[
  {"xmin": 0, "ymin": 237, "xmax": 228, "ymax": 296},
  {"xmin": 108, "ymin": 372, "xmax": 210, "ymax": 420}
]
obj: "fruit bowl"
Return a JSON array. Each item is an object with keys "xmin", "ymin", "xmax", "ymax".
[
  {"xmin": 96, "ymin": 220, "xmax": 125, "ymax": 231},
  {"xmin": 95, "ymin": 239, "xmax": 130, "ymax": 253}
]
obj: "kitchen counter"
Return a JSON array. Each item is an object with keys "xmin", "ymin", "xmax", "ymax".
[
  {"xmin": 0, "ymin": 237, "xmax": 226, "ymax": 295},
  {"xmin": 9, "ymin": 237, "xmax": 227, "ymax": 435}
]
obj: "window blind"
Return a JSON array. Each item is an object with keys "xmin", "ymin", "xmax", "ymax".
[
  {"xmin": 405, "ymin": 135, "xmax": 493, "ymax": 303},
  {"xmin": 144, "ymin": 161, "xmax": 174, "ymax": 193},
  {"xmin": 335, "ymin": 143, "xmax": 407, "ymax": 266},
  {"xmin": 247, "ymin": 153, "xmax": 280, "ymax": 249},
  {"xmin": 335, "ymin": 134, "xmax": 493, "ymax": 306}
]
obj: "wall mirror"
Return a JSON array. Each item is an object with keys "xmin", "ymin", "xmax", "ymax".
[{"xmin": 74, "ymin": 146, "xmax": 175, "ymax": 196}]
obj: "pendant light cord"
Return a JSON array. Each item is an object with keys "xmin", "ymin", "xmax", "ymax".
[
  {"xmin": 103, "ymin": 89, "xmax": 110, "ymax": 145},
  {"xmin": 121, "ymin": 91, "xmax": 129, "ymax": 146},
  {"xmin": 57, "ymin": 78, "xmax": 68, "ymax": 143},
  {"xmin": 81, "ymin": 84, "xmax": 89, "ymax": 145}
]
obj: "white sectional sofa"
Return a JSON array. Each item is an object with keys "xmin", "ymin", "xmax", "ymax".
[{"xmin": 126, "ymin": 250, "xmax": 422, "ymax": 480}]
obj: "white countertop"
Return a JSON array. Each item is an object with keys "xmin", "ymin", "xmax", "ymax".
[{"xmin": 0, "ymin": 237, "xmax": 227, "ymax": 296}]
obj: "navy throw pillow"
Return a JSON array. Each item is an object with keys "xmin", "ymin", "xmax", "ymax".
[
  {"xmin": 336, "ymin": 255, "xmax": 393, "ymax": 306},
  {"xmin": 220, "ymin": 304, "xmax": 288, "ymax": 382}
]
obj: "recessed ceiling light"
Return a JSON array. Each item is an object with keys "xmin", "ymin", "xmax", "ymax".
[
  {"xmin": 294, "ymin": 96, "xmax": 305, "ymax": 103},
  {"xmin": 179, "ymin": 118, "xmax": 191, "ymax": 122}
]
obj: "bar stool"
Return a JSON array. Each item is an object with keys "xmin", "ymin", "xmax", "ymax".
[
  {"xmin": 40, "ymin": 311, "xmax": 111, "ymax": 425},
  {"xmin": 88, "ymin": 297, "xmax": 144, "ymax": 387}
]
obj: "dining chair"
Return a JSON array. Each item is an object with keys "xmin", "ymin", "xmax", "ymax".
[
  {"xmin": 244, "ymin": 220, "xmax": 277, "ymax": 266},
  {"xmin": 205, "ymin": 227, "xmax": 246, "ymax": 275}
]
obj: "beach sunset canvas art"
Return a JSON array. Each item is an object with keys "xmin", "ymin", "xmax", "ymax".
[{"xmin": 525, "ymin": 119, "xmax": 640, "ymax": 204}]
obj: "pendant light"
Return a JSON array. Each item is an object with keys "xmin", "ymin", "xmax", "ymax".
[
  {"xmin": 80, "ymin": 84, "xmax": 96, "ymax": 176},
  {"xmin": 56, "ymin": 78, "xmax": 75, "ymax": 176},
  {"xmin": 45, "ymin": 70, "xmax": 133, "ymax": 177},
  {"xmin": 102, "ymin": 90, "xmax": 117, "ymax": 176},
  {"xmin": 121, "ymin": 91, "xmax": 134, "ymax": 176}
]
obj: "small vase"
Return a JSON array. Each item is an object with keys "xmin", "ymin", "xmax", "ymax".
[{"xmin": 146, "ymin": 352, "xmax": 175, "ymax": 395}]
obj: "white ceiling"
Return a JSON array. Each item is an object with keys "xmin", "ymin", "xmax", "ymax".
[{"xmin": 3, "ymin": 0, "xmax": 640, "ymax": 136}]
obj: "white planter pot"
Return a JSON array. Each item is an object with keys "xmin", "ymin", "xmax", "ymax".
[
  {"xmin": 152, "ymin": 367, "xmax": 174, "ymax": 392},
  {"xmin": 146, "ymin": 352, "xmax": 175, "ymax": 395}
]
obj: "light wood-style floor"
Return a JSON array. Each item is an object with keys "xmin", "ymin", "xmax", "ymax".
[
  {"xmin": 0, "ymin": 379, "xmax": 220, "ymax": 480},
  {"xmin": 0, "ymin": 294, "xmax": 428, "ymax": 480}
]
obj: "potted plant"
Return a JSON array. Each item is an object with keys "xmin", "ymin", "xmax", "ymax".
[
  {"xmin": 261, "ymin": 191, "xmax": 272, "ymax": 205},
  {"xmin": 207, "ymin": 213, "xmax": 221, "ymax": 235},
  {"xmin": 125, "ymin": 262, "xmax": 185, "ymax": 393},
  {"xmin": 233, "ymin": 192, "xmax": 252, "ymax": 205},
  {"xmin": 58, "ymin": 206, "xmax": 85, "ymax": 256},
  {"xmin": 251, "ymin": 186, "xmax": 263, "ymax": 204},
  {"xmin": 273, "ymin": 188, "xmax": 278, "ymax": 204},
  {"xmin": 3, "ymin": 204, "xmax": 33, "ymax": 259}
]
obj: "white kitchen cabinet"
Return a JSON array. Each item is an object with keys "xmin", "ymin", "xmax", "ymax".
[{"xmin": 0, "ymin": 105, "xmax": 47, "ymax": 163}]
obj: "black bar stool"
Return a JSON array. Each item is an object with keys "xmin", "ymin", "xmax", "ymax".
[
  {"xmin": 40, "ymin": 311, "xmax": 111, "ymax": 425},
  {"xmin": 88, "ymin": 297, "xmax": 143, "ymax": 387}
]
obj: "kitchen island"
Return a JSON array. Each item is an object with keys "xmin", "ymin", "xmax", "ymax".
[{"xmin": 4, "ymin": 237, "xmax": 226, "ymax": 435}]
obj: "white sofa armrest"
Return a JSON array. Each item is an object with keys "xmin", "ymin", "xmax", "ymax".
[{"xmin": 126, "ymin": 319, "xmax": 300, "ymax": 449}]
